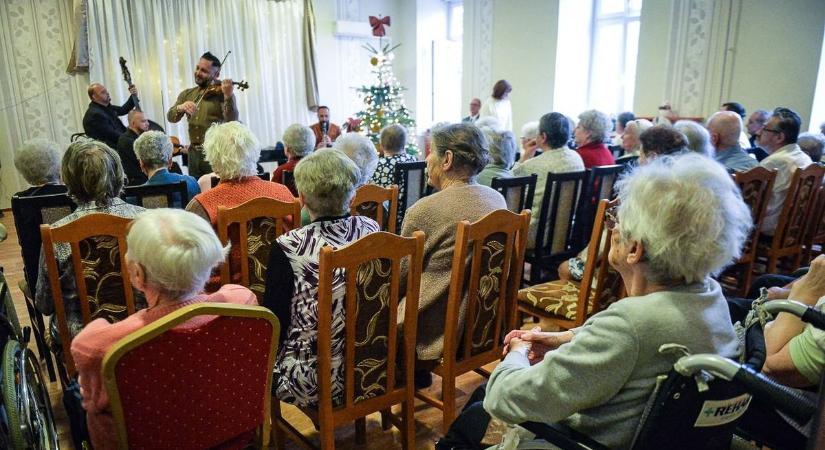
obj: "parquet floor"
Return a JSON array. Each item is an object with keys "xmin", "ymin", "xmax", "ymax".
[{"xmin": 0, "ymin": 212, "xmax": 494, "ymax": 449}]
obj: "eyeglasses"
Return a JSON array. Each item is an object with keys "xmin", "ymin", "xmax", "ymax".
[
  {"xmin": 761, "ymin": 127, "xmax": 782, "ymax": 134},
  {"xmin": 605, "ymin": 206, "xmax": 619, "ymax": 230}
]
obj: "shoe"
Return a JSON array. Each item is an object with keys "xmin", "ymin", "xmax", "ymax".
[{"xmin": 414, "ymin": 368, "xmax": 432, "ymax": 389}]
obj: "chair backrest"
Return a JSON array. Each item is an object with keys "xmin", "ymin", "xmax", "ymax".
[
  {"xmin": 443, "ymin": 209, "xmax": 529, "ymax": 369},
  {"xmin": 123, "ymin": 181, "xmax": 189, "ymax": 209},
  {"xmin": 40, "ymin": 213, "xmax": 136, "ymax": 377},
  {"xmin": 772, "ymin": 164, "xmax": 825, "ymax": 250},
  {"xmin": 316, "ymin": 231, "xmax": 424, "ymax": 425},
  {"xmin": 534, "ymin": 171, "xmax": 588, "ymax": 257},
  {"xmin": 608, "ymin": 144, "xmax": 624, "ymax": 159},
  {"xmin": 217, "ymin": 197, "xmax": 301, "ymax": 302},
  {"xmin": 350, "ymin": 184, "xmax": 399, "ymax": 233},
  {"xmin": 578, "ymin": 165, "xmax": 623, "ymax": 247},
  {"xmin": 733, "ymin": 166, "xmax": 776, "ymax": 263},
  {"xmin": 11, "ymin": 192, "xmax": 76, "ymax": 299},
  {"xmin": 282, "ymin": 170, "xmax": 297, "ymax": 196},
  {"xmin": 102, "ymin": 303, "xmax": 279, "ymax": 449},
  {"xmin": 393, "ymin": 161, "xmax": 427, "ymax": 227},
  {"xmin": 491, "ymin": 174, "xmax": 537, "ymax": 214}
]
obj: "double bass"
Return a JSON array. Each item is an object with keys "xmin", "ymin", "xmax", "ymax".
[{"xmin": 118, "ymin": 57, "xmax": 141, "ymax": 111}]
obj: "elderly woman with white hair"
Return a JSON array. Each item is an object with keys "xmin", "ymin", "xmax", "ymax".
[
  {"xmin": 520, "ymin": 120, "xmax": 540, "ymax": 158},
  {"xmin": 332, "ymin": 132, "xmax": 379, "ymax": 187},
  {"xmin": 617, "ymin": 118, "xmax": 653, "ymax": 162},
  {"xmin": 441, "ymin": 153, "xmax": 748, "ymax": 449},
  {"xmin": 273, "ymin": 123, "xmax": 316, "ymax": 189},
  {"xmin": 134, "ymin": 131, "xmax": 200, "ymax": 206},
  {"xmin": 674, "ymin": 120, "xmax": 714, "ymax": 158},
  {"xmin": 13, "ymin": 139, "xmax": 66, "ymax": 197},
  {"xmin": 186, "ymin": 121, "xmax": 293, "ymax": 290},
  {"xmin": 574, "ymin": 109, "xmax": 615, "ymax": 168},
  {"xmin": 477, "ymin": 127, "xmax": 516, "ymax": 187},
  {"xmin": 71, "ymin": 208, "xmax": 256, "ymax": 449},
  {"xmin": 798, "ymin": 132, "xmax": 825, "ymax": 163},
  {"xmin": 35, "ymin": 139, "xmax": 145, "ymax": 337},
  {"xmin": 262, "ymin": 149, "xmax": 379, "ymax": 407}
]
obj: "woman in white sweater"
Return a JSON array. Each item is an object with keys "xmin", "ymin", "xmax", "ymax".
[{"xmin": 479, "ymin": 79, "xmax": 513, "ymax": 132}]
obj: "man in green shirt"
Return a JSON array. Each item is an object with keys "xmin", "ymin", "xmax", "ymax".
[{"xmin": 167, "ymin": 51, "xmax": 239, "ymax": 179}]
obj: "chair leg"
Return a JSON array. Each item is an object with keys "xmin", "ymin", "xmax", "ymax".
[
  {"xmin": 271, "ymin": 400, "xmax": 286, "ymax": 450},
  {"xmin": 401, "ymin": 398, "xmax": 415, "ymax": 450},
  {"xmin": 355, "ymin": 417, "xmax": 366, "ymax": 445},
  {"xmin": 320, "ymin": 419, "xmax": 335, "ymax": 450},
  {"xmin": 767, "ymin": 254, "xmax": 778, "ymax": 275},
  {"xmin": 441, "ymin": 375, "xmax": 457, "ymax": 431}
]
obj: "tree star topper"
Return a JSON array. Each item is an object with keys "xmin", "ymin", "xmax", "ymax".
[{"xmin": 369, "ymin": 15, "xmax": 391, "ymax": 37}]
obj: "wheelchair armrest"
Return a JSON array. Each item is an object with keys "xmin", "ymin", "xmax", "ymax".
[
  {"xmin": 733, "ymin": 364, "xmax": 817, "ymax": 424},
  {"xmin": 763, "ymin": 300, "xmax": 825, "ymax": 331},
  {"xmin": 519, "ymin": 421, "xmax": 610, "ymax": 450}
]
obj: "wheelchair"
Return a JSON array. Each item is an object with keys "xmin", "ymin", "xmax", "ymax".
[{"xmin": 0, "ymin": 271, "xmax": 59, "ymax": 449}]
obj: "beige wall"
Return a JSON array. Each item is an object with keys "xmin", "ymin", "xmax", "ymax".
[{"xmin": 633, "ymin": 0, "xmax": 674, "ymax": 116}]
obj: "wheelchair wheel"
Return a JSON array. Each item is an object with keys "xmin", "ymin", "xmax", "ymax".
[{"xmin": 2, "ymin": 340, "xmax": 58, "ymax": 449}]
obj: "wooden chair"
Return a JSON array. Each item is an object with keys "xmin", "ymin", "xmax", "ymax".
[
  {"xmin": 491, "ymin": 174, "xmax": 537, "ymax": 214},
  {"xmin": 40, "ymin": 213, "xmax": 138, "ymax": 381},
  {"xmin": 123, "ymin": 180, "xmax": 189, "ymax": 209},
  {"xmin": 11, "ymin": 191, "xmax": 75, "ymax": 382},
  {"xmin": 757, "ymin": 164, "xmax": 825, "ymax": 274},
  {"xmin": 272, "ymin": 231, "xmax": 425, "ymax": 450},
  {"xmin": 518, "ymin": 199, "xmax": 622, "ymax": 330},
  {"xmin": 217, "ymin": 197, "xmax": 301, "ymax": 302},
  {"xmin": 393, "ymin": 161, "xmax": 427, "ymax": 229},
  {"xmin": 103, "ymin": 303, "xmax": 279, "ymax": 449},
  {"xmin": 803, "ymin": 184, "xmax": 825, "ymax": 264},
  {"xmin": 524, "ymin": 171, "xmax": 588, "ymax": 284},
  {"xmin": 416, "ymin": 209, "xmax": 530, "ymax": 427},
  {"xmin": 718, "ymin": 167, "xmax": 776, "ymax": 296},
  {"xmin": 350, "ymin": 184, "xmax": 399, "ymax": 233},
  {"xmin": 578, "ymin": 165, "xmax": 623, "ymax": 248}
]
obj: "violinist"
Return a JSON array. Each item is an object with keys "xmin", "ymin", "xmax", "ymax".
[
  {"xmin": 82, "ymin": 83, "xmax": 138, "ymax": 149},
  {"xmin": 167, "ymin": 51, "xmax": 238, "ymax": 179}
]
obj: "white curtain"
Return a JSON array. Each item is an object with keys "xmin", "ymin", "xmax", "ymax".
[{"xmin": 86, "ymin": 0, "xmax": 313, "ymax": 146}]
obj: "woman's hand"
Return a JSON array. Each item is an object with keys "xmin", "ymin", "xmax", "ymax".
[{"xmin": 503, "ymin": 327, "xmax": 572, "ymax": 365}]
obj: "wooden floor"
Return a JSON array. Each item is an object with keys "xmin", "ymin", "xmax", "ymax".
[{"xmin": 0, "ymin": 212, "xmax": 494, "ymax": 449}]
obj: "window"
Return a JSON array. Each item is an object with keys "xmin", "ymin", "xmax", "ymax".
[{"xmin": 554, "ymin": 0, "xmax": 642, "ymax": 116}]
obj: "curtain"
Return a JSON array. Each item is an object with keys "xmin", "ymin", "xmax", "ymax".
[
  {"xmin": 86, "ymin": 0, "xmax": 312, "ymax": 146},
  {"xmin": 303, "ymin": 0, "xmax": 319, "ymax": 111},
  {"xmin": 66, "ymin": 0, "xmax": 89, "ymax": 73}
]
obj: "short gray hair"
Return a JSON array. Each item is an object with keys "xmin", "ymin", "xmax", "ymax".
[
  {"xmin": 624, "ymin": 119, "xmax": 654, "ymax": 153},
  {"xmin": 133, "ymin": 131, "xmax": 173, "ymax": 170},
  {"xmin": 127, "ymin": 209, "xmax": 228, "ymax": 299},
  {"xmin": 674, "ymin": 120, "xmax": 714, "ymax": 157},
  {"xmin": 282, "ymin": 123, "xmax": 315, "ymax": 158},
  {"xmin": 475, "ymin": 116, "xmax": 502, "ymax": 130},
  {"xmin": 521, "ymin": 121, "xmax": 539, "ymax": 139},
  {"xmin": 615, "ymin": 153, "xmax": 752, "ymax": 284},
  {"xmin": 204, "ymin": 121, "xmax": 260, "ymax": 179},
  {"xmin": 431, "ymin": 123, "xmax": 490, "ymax": 178},
  {"xmin": 14, "ymin": 139, "xmax": 61, "ymax": 185},
  {"xmin": 483, "ymin": 128, "xmax": 516, "ymax": 168},
  {"xmin": 62, "ymin": 139, "xmax": 124, "ymax": 205},
  {"xmin": 295, "ymin": 149, "xmax": 359, "ymax": 217},
  {"xmin": 380, "ymin": 124, "xmax": 408, "ymax": 155},
  {"xmin": 577, "ymin": 109, "xmax": 613, "ymax": 143},
  {"xmin": 332, "ymin": 133, "xmax": 378, "ymax": 186},
  {"xmin": 799, "ymin": 132, "xmax": 825, "ymax": 162}
]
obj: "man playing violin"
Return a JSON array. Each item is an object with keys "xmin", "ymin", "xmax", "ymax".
[
  {"xmin": 82, "ymin": 82, "xmax": 138, "ymax": 149},
  {"xmin": 167, "ymin": 51, "xmax": 239, "ymax": 179}
]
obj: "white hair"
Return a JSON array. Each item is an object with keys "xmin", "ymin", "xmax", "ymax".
[
  {"xmin": 615, "ymin": 152, "xmax": 752, "ymax": 284},
  {"xmin": 577, "ymin": 109, "xmax": 613, "ymax": 143},
  {"xmin": 799, "ymin": 132, "xmax": 825, "ymax": 162},
  {"xmin": 282, "ymin": 123, "xmax": 315, "ymax": 158},
  {"xmin": 624, "ymin": 119, "xmax": 654, "ymax": 153},
  {"xmin": 133, "ymin": 131, "xmax": 173, "ymax": 170},
  {"xmin": 475, "ymin": 116, "xmax": 502, "ymax": 130},
  {"xmin": 204, "ymin": 121, "xmax": 260, "ymax": 179},
  {"xmin": 520, "ymin": 121, "xmax": 540, "ymax": 139},
  {"xmin": 332, "ymin": 133, "xmax": 378, "ymax": 186},
  {"xmin": 483, "ymin": 128, "xmax": 516, "ymax": 168},
  {"xmin": 674, "ymin": 120, "xmax": 714, "ymax": 158},
  {"xmin": 295, "ymin": 149, "xmax": 359, "ymax": 217},
  {"xmin": 14, "ymin": 139, "xmax": 61, "ymax": 185},
  {"xmin": 126, "ymin": 209, "xmax": 229, "ymax": 299}
]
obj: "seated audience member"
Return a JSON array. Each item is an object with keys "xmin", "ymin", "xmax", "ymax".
[
  {"xmin": 674, "ymin": 120, "xmax": 714, "ymax": 157},
  {"xmin": 399, "ymin": 123, "xmax": 506, "ymax": 378},
  {"xmin": 371, "ymin": 124, "xmax": 416, "ymax": 187},
  {"xmin": 333, "ymin": 133, "xmax": 379, "ymax": 188},
  {"xmin": 798, "ymin": 132, "xmax": 825, "ymax": 163},
  {"xmin": 71, "ymin": 208, "xmax": 256, "ymax": 450},
  {"xmin": 520, "ymin": 121, "xmax": 540, "ymax": 157},
  {"xmin": 463, "ymin": 97, "xmax": 482, "ymax": 123},
  {"xmin": 708, "ymin": 111, "xmax": 758, "ymax": 172},
  {"xmin": 186, "ymin": 122, "xmax": 293, "ymax": 289},
  {"xmin": 13, "ymin": 139, "xmax": 67, "ymax": 197},
  {"xmin": 611, "ymin": 111, "xmax": 636, "ymax": 146},
  {"xmin": 720, "ymin": 101, "xmax": 752, "ymax": 148},
  {"xmin": 273, "ymin": 123, "xmax": 315, "ymax": 186},
  {"xmin": 637, "ymin": 125, "xmax": 689, "ymax": 164},
  {"xmin": 758, "ymin": 107, "xmax": 812, "ymax": 235},
  {"xmin": 134, "ymin": 131, "xmax": 200, "ymax": 206},
  {"xmin": 35, "ymin": 139, "xmax": 145, "ymax": 337},
  {"xmin": 616, "ymin": 118, "xmax": 653, "ymax": 163},
  {"xmin": 440, "ymin": 153, "xmax": 747, "ymax": 449},
  {"xmin": 477, "ymin": 127, "xmax": 516, "ymax": 187},
  {"xmin": 262, "ymin": 149, "xmax": 379, "ymax": 407},
  {"xmin": 513, "ymin": 112, "xmax": 585, "ymax": 249},
  {"xmin": 116, "ymin": 110, "xmax": 150, "ymax": 186},
  {"xmin": 574, "ymin": 109, "xmax": 615, "ymax": 168},
  {"xmin": 747, "ymin": 109, "xmax": 771, "ymax": 148}
]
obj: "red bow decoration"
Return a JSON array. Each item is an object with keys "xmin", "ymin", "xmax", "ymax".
[{"xmin": 369, "ymin": 15, "xmax": 391, "ymax": 37}]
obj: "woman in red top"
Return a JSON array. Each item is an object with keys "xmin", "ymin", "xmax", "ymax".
[{"xmin": 574, "ymin": 109, "xmax": 616, "ymax": 168}]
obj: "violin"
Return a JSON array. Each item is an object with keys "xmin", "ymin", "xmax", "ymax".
[
  {"xmin": 118, "ymin": 57, "xmax": 141, "ymax": 111},
  {"xmin": 201, "ymin": 79, "xmax": 250, "ymax": 98}
]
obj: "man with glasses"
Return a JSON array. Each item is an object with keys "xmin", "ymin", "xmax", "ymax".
[{"xmin": 758, "ymin": 107, "xmax": 812, "ymax": 234}]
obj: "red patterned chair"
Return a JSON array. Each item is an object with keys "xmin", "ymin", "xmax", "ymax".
[{"xmin": 102, "ymin": 303, "xmax": 279, "ymax": 449}]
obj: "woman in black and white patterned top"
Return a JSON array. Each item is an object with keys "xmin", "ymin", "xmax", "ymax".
[
  {"xmin": 371, "ymin": 124, "xmax": 417, "ymax": 187},
  {"xmin": 262, "ymin": 149, "xmax": 379, "ymax": 407}
]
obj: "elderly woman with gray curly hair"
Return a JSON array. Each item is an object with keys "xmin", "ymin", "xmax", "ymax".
[
  {"xmin": 574, "ymin": 109, "xmax": 616, "ymax": 168},
  {"xmin": 477, "ymin": 127, "xmax": 517, "ymax": 187}
]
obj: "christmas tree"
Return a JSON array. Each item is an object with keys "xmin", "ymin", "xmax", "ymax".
[{"xmin": 353, "ymin": 42, "xmax": 418, "ymax": 155}]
